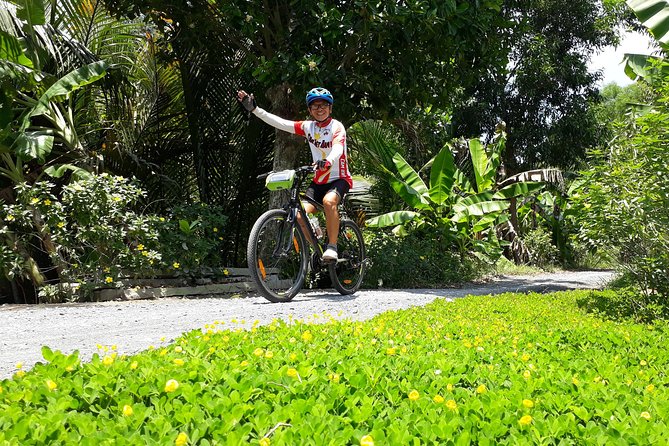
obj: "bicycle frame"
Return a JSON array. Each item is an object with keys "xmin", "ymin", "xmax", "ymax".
[{"xmin": 266, "ymin": 166, "xmax": 322, "ymax": 258}]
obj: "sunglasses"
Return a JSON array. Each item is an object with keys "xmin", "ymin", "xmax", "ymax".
[{"xmin": 309, "ymin": 104, "xmax": 331, "ymax": 110}]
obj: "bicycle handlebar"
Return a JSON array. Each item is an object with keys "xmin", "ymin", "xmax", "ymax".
[{"xmin": 256, "ymin": 165, "xmax": 315, "ymax": 180}]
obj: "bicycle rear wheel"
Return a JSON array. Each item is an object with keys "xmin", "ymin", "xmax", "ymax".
[
  {"xmin": 329, "ymin": 219, "xmax": 366, "ymax": 295},
  {"xmin": 247, "ymin": 209, "xmax": 309, "ymax": 303}
]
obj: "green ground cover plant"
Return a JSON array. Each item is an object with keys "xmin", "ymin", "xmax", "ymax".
[{"xmin": 1, "ymin": 290, "xmax": 668, "ymax": 445}]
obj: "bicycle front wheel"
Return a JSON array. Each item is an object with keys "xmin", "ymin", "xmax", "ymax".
[
  {"xmin": 247, "ymin": 209, "xmax": 309, "ymax": 303},
  {"xmin": 329, "ymin": 219, "xmax": 366, "ymax": 295}
]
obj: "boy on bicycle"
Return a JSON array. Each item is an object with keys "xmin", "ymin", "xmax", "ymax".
[{"xmin": 237, "ymin": 87, "xmax": 352, "ymax": 262}]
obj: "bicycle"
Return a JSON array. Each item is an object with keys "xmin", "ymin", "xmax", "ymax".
[{"xmin": 247, "ymin": 165, "xmax": 367, "ymax": 303}]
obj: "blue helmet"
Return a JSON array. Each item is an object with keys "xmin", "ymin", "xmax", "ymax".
[{"xmin": 305, "ymin": 87, "xmax": 333, "ymax": 106}]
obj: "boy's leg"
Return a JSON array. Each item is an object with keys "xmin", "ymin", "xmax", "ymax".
[{"xmin": 322, "ymin": 191, "xmax": 341, "ymax": 246}]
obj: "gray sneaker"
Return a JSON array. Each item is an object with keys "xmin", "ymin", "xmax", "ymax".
[{"xmin": 322, "ymin": 245, "xmax": 338, "ymax": 262}]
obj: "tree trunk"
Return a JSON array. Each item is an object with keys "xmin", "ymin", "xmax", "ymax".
[{"xmin": 265, "ymin": 82, "xmax": 303, "ymax": 209}]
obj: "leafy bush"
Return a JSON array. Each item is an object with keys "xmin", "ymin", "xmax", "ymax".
[
  {"xmin": 522, "ymin": 227, "xmax": 560, "ymax": 269},
  {"xmin": 0, "ymin": 174, "xmax": 228, "ymax": 302},
  {"xmin": 577, "ymin": 288, "xmax": 669, "ymax": 324},
  {"xmin": 363, "ymin": 230, "xmax": 479, "ymax": 288},
  {"xmin": 573, "ymin": 84, "xmax": 669, "ymax": 298},
  {"xmin": 152, "ymin": 203, "xmax": 228, "ymax": 276},
  {"xmin": 1, "ymin": 290, "xmax": 668, "ymax": 444}
]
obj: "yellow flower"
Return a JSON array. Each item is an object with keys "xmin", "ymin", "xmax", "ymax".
[
  {"xmin": 122, "ymin": 405, "xmax": 133, "ymax": 417},
  {"xmin": 476, "ymin": 384, "xmax": 487, "ymax": 394},
  {"xmin": 130, "ymin": 361, "xmax": 138, "ymax": 370},
  {"xmin": 30, "ymin": 198, "xmax": 39, "ymax": 204},
  {"xmin": 240, "ymin": 360, "xmax": 249, "ymax": 367},
  {"xmin": 102, "ymin": 355, "xmax": 114, "ymax": 366},
  {"xmin": 433, "ymin": 395, "xmax": 445, "ymax": 403},
  {"xmin": 46, "ymin": 379, "xmax": 57, "ymax": 391},
  {"xmin": 386, "ymin": 347, "xmax": 397, "ymax": 356},
  {"xmin": 646, "ymin": 384, "xmax": 655, "ymax": 393},
  {"xmin": 44, "ymin": 199, "xmax": 51, "ymax": 206},
  {"xmin": 287, "ymin": 368, "xmax": 299, "ymax": 378},
  {"xmin": 164, "ymin": 379, "xmax": 179, "ymax": 392},
  {"xmin": 640, "ymin": 411, "xmax": 651, "ymax": 420},
  {"xmin": 328, "ymin": 373, "xmax": 340, "ymax": 383},
  {"xmin": 447, "ymin": 383, "xmax": 454, "ymax": 392},
  {"xmin": 57, "ymin": 222, "xmax": 65, "ymax": 228},
  {"xmin": 519, "ymin": 415, "xmax": 533, "ymax": 426},
  {"xmin": 360, "ymin": 435, "xmax": 374, "ymax": 446},
  {"xmin": 521, "ymin": 353, "xmax": 531, "ymax": 361},
  {"xmin": 523, "ymin": 370, "xmax": 531, "ymax": 379},
  {"xmin": 640, "ymin": 360, "xmax": 647, "ymax": 366},
  {"xmin": 137, "ymin": 244, "xmax": 145, "ymax": 251},
  {"xmin": 522, "ymin": 399, "xmax": 534, "ymax": 408},
  {"xmin": 15, "ymin": 370, "xmax": 25, "ymax": 378},
  {"xmin": 259, "ymin": 438, "xmax": 270, "ymax": 446},
  {"xmin": 446, "ymin": 399, "xmax": 457, "ymax": 411},
  {"xmin": 213, "ymin": 227, "xmax": 219, "ymax": 232},
  {"xmin": 253, "ymin": 348, "xmax": 264, "ymax": 357},
  {"xmin": 408, "ymin": 390, "xmax": 420, "ymax": 401},
  {"xmin": 6, "ymin": 214, "xmax": 14, "ymax": 221},
  {"xmin": 105, "ymin": 276, "xmax": 114, "ymax": 284},
  {"xmin": 174, "ymin": 358, "xmax": 185, "ymax": 366},
  {"xmin": 223, "ymin": 269, "xmax": 229, "ymax": 276},
  {"xmin": 175, "ymin": 432, "xmax": 188, "ymax": 446},
  {"xmin": 173, "ymin": 262, "xmax": 180, "ymax": 269},
  {"xmin": 15, "ymin": 362, "xmax": 23, "ymax": 370},
  {"xmin": 572, "ymin": 376, "xmax": 580, "ymax": 385},
  {"xmin": 264, "ymin": 350, "xmax": 274, "ymax": 359},
  {"xmin": 301, "ymin": 331, "xmax": 313, "ymax": 342}
]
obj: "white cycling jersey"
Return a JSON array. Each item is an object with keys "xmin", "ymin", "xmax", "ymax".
[{"xmin": 252, "ymin": 107, "xmax": 353, "ymax": 188}]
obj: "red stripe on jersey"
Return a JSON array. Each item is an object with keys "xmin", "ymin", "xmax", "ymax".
[{"xmin": 294, "ymin": 121, "xmax": 305, "ymax": 136}]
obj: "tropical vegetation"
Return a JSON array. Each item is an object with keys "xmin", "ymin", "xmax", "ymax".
[{"xmin": 0, "ymin": 0, "xmax": 667, "ymax": 311}]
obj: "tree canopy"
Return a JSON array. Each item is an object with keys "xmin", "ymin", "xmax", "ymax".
[{"xmin": 452, "ymin": 0, "xmax": 630, "ymax": 174}]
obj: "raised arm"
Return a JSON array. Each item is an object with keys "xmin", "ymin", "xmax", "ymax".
[{"xmin": 237, "ymin": 90, "xmax": 301, "ymax": 135}]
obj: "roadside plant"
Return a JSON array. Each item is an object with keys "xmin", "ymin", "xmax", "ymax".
[
  {"xmin": 366, "ymin": 129, "xmax": 544, "ymax": 263},
  {"xmin": 0, "ymin": 174, "xmax": 160, "ymax": 301}
]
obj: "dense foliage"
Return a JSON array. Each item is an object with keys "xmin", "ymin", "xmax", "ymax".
[
  {"xmin": 0, "ymin": 174, "xmax": 228, "ymax": 302},
  {"xmin": 1, "ymin": 290, "xmax": 668, "ymax": 444},
  {"xmin": 453, "ymin": 0, "xmax": 629, "ymax": 173}
]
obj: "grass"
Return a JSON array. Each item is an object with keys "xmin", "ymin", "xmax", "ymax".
[{"xmin": 1, "ymin": 290, "xmax": 668, "ymax": 445}]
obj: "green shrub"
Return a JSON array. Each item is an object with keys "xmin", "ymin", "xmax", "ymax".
[
  {"xmin": 152, "ymin": 202, "xmax": 228, "ymax": 276},
  {"xmin": 1, "ymin": 291, "xmax": 668, "ymax": 444},
  {"xmin": 0, "ymin": 175, "xmax": 228, "ymax": 302},
  {"xmin": 577, "ymin": 288, "xmax": 669, "ymax": 324},
  {"xmin": 363, "ymin": 230, "xmax": 478, "ymax": 288},
  {"xmin": 522, "ymin": 227, "xmax": 560, "ymax": 269}
]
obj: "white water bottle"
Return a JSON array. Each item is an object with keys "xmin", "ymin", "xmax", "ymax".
[{"xmin": 308, "ymin": 214, "xmax": 323, "ymax": 238}]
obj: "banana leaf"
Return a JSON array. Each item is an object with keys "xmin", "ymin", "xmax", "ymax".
[
  {"xmin": 389, "ymin": 176, "xmax": 432, "ymax": 211},
  {"xmin": 366, "ymin": 210, "xmax": 419, "ymax": 228},
  {"xmin": 24, "ymin": 60, "xmax": 108, "ymax": 126},
  {"xmin": 627, "ymin": 0, "xmax": 669, "ymax": 48},
  {"xmin": 451, "ymin": 200, "xmax": 510, "ymax": 223},
  {"xmin": 392, "ymin": 151, "xmax": 429, "ymax": 197},
  {"xmin": 428, "ymin": 143, "xmax": 457, "ymax": 206},
  {"xmin": 469, "ymin": 138, "xmax": 494, "ymax": 192},
  {"xmin": 493, "ymin": 182, "xmax": 544, "ymax": 199},
  {"xmin": 13, "ymin": 130, "xmax": 53, "ymax": 162}
]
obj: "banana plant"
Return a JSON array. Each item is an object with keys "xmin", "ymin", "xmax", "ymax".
[
  {"xmin": 623, "ymin": 0, "xmax": 669, "ymax": 83},
  {"xmin": 366, "ymin": 131, "xmax": 544, "ymax": 261}
]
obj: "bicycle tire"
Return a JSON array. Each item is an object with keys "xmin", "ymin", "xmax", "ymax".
[
  {"xmin": 328, "ymin": 219, "xmax": 366, "ymax": 295},
  {"xmin": 247, "ymin": 209, "xmax": 309, "ymax": 303}
]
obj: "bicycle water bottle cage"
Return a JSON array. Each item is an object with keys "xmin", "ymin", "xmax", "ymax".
[{"xmin": 265, "ymin": 170, "xmax": 296, "ymax": 191}]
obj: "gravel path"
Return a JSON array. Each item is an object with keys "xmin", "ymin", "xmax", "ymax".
[{"xmin": 0, "ymin": 270, "xmax": 615, "ymax": 379}]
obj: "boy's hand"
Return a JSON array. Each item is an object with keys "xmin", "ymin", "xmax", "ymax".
[
  {"xmin": 315, "ymin": 159, "xmax": 331, "ymax": 170},
  {"xmin": 237, "ymin": 90, "xmax": 257, "ymax": 112}
]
